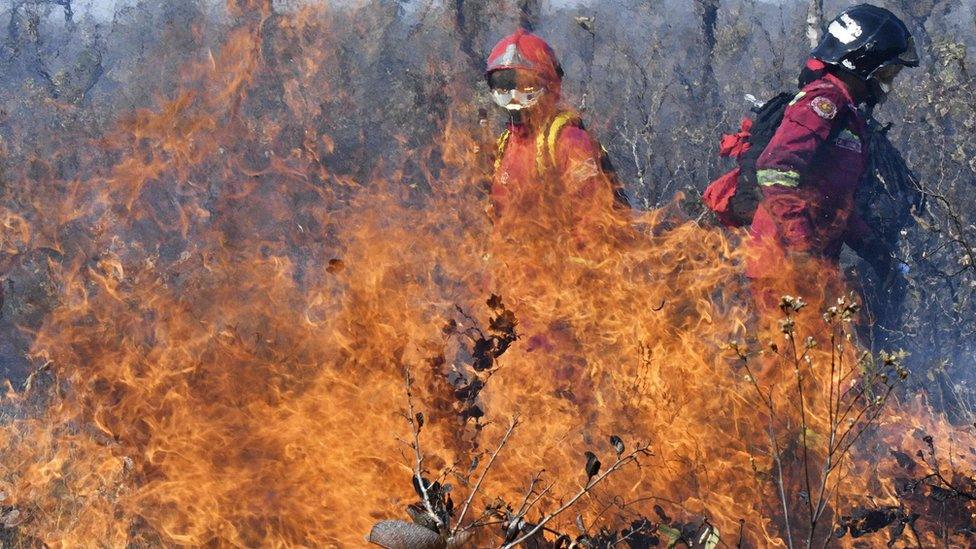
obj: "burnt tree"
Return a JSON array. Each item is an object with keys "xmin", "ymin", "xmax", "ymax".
[
  {"xmin": 806, "ymin": 0, "xmax": 824, "ymax": 48},
  {"xmin": 517, "ymin": 0, "xmax": 542, "ymax": 32},
  {"xmin": 695, "ymin": 0, "xmax": 720, "ymax": 107}
]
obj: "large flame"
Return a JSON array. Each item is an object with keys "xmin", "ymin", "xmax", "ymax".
[{"xmin": 0, "ymin": 4, "xmax": 971, "ymax": 547}]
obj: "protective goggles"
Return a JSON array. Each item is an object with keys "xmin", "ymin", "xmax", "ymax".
[{"xmin": 490, "ymin": 86, "xmax": 546, "ymax": 111}]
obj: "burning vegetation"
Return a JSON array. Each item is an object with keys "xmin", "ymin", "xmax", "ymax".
[{"xmin": 0, "ymin": 0, "xmax": 973, "ymax": 547}]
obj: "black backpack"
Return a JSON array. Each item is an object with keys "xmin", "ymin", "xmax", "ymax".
[
  {"xmin": 725, "ymin": 92, "xmax": 796, "ymax": 226},
  {"xmin": 719, "ymin": 91, "xmax": 852, "ymax": 226},
  {"xmin": 858, "ymin": 120, "xmax": 927, "ymax": 234}
]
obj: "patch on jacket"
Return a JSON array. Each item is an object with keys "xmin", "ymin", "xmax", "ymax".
[
  {"xmin": 810, "ymin": 96, "xmax": 838, "ymax": 120},
  {"xmin": 568, "ymin": 157, "xmax": 600, "ymax": 182},
  {"xmin": 833, "ymin": 129, "xmax": 862, "ymax": 153}
]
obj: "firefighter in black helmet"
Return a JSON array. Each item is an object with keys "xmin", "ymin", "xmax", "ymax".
[{"xmin": 746, "ymin": 5, "xmax": 919, "ymax": 332}]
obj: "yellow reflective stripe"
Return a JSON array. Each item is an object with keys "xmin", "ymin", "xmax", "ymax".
[
  {"xmin": 837, "ymin": 129, "xmax": 860, "ymax": 142},
  {"xmin": 547, "ymin": 112, "xmax": 576, "ymax": 164},
  {"xmin": 536, "ymin": 111, "xmax": 579, "ymax": 176},
  {"xmin": 757, "ymin": 169, "xmax": 801, "ymax": 187},
  {"xmin": 495, "ymin": 112, "xmax": 582, "ymax": 176},
  {"xmin": 788, "ymin": 91, "xmax": 807, "ymax": 106},
  {"xmin": 494, "ymin": 129, "xmax": 511, "ymax": 172}
]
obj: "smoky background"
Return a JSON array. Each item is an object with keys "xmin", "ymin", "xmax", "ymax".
[{"xmin": 0, "ymin": 0, "xmax": 974, "ymax": 418}]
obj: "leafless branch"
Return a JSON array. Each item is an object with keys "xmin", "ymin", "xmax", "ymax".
[
  {"xmin": 403, "ymin": 369, "xmax": 446, "ymax": 532},
  {"xmin": 452, "ymin": 414, "xmax": 521, "ymax": 537},
  {"xmin": 501, "ymin": 443, "xmax": 653, "ymax": 548}
]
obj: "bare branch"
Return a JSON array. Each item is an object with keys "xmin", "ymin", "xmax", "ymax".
[
  {"xmin": 452, "ymin": 414, "xmax": 521, "ymax": 537},
  {"xmin": 501, "ymin": 443, "xmax": 653, "ymax": 548},
  {"xmin": 403, "ymin": 369, "xmax": 446, "ymax": 532}
]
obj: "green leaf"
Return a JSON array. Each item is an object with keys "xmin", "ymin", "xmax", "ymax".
[
  {"xmin": 657, "ymin": 524, "xmax": 681, "ymax": 548},
  {"xmin": 700, "ymin": 526, "xmax": 720, "ymax": 549},
  {"xmin": 799, "ymin": 426, "xmax": 822, "ymax": 448}
]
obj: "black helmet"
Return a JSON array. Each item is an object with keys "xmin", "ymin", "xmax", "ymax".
[{"xmin": 812, "ymin": 4, "xmax": 919, "ymax": 81}]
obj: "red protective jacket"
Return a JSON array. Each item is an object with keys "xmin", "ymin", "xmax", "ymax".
[
  {"xmin": 490, "ymin": 112, "xmax": 613, "ymax": 224},
  {"xmin": 486, "ymin": 30, "xmax": 623, "ymax": 229},
  {"xmin": 747, "ymin": 71, "xmax": 871, "ymax": 279}
]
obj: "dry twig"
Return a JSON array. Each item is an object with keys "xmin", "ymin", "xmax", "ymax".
[{"xmin": 501, "ymin": 443, "xmax": 653, "ymax": 548}]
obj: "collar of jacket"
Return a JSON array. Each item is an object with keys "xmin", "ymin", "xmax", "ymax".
[
  {"xmin": 506, "ymin": 104, "xmax": 562, "ymax": 137},
  {"xmin": 820, "ymin": 71, "xmax": 859, "ymax": 110}
]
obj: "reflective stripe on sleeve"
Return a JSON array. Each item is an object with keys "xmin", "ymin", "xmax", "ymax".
[{"xmin": 756, "ymin": 169, "xmax": 801, "ymax": 188}]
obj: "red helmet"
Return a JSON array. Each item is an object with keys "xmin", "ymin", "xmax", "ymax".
[{"xmin": 485, "ymin": 29, "xmax": 563, "ymax": 86}]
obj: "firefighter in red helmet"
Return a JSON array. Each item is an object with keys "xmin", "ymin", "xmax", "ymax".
[
  {"xmin": 485, "ymin": 29, "xmax": 627, "ymax": 235},
  {"xmin": 483, "ymin": 30, "xmax": 627, "ymax": 409}
]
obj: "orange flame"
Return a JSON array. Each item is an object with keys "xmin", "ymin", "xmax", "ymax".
[{"xmin": 0, "ymin": 4, "xmax": 971, "ymax": 548}]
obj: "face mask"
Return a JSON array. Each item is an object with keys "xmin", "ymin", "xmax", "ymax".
[
  {"xmin": 875, "ymin": 64, "xmax": 904, "ymax": 96},
  {"xmin": 491, "ymin": 86, "xmax": 546, "ymax": 111}
]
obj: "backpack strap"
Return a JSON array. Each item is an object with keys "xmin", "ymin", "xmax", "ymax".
[
  {"xmin": 494, "ymin": 111, "xmax": 586, "ymax": 176},
  {"xmin": 539, "ymin": 111, "xmax": 630, "ymax": 207},
  {"xmin": 493, "ymin": 128, "xmax": 512, "ymax": 173},
  {"xmin": 737, "ymin": 92, "xmax": 796, "ymax": 187},
  {"xmin": 536, "ymin": 111, "xmax": 581, "ymax": 176},
  {"xmin": 496, "ymin": 112, "xmax": 626, "ymax": 207},
  {"xmin": 824, "ymin": 107, "xmax": 853, "ymax": 147}
]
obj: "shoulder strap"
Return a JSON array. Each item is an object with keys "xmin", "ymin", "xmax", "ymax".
[
  {"xmin": 494, "ymin": 129, "xmax": 511, "ymax": 172},
  {"xmin": 536, "ymin": 111, "xmax": 581, "ymax": 176},
  {"xmin": 737, "ymin": 91, "xmax": 795, "ymax": 184}
]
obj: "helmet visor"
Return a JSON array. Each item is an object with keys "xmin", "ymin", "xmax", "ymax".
[
  {"xmin": 896, "ymin": 36, "xmax": 920, "ymax": 67},
  {"xmin": 875, "ymin": 63, "xmax": 904, "ymax": 95},
  {"xmin": 491, "ymin": 87, "xmax": 546, "ymax": 111},
  {"xmin": 488, "ymin": 69, "xmax": 548, "ymax": 111}
]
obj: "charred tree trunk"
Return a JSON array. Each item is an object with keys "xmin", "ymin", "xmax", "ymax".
[
  {"xmin": 453, "ymin": 0, "xmax": 486, "ymax": 74},
  {"xmin": 806, "ymin": 0, "xmax": 824, "ymax": 49},
  {"xmin": 695, "ymin": 0, "xmax": 720, "ymax": 106},
  {"xmin": 576, "ymin": 15, "xmax": 596, "ymax": 112},
  {"xmin": 694, "ymin": 0, "xmax": 721, "ymax": 184},
  {"xmin": 517, "ymin": 0, "xmax": 541, "ymax": 32},
  {"xmin": 229, "ymin": 0, "xmax": 274, "ymax": 17}
]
